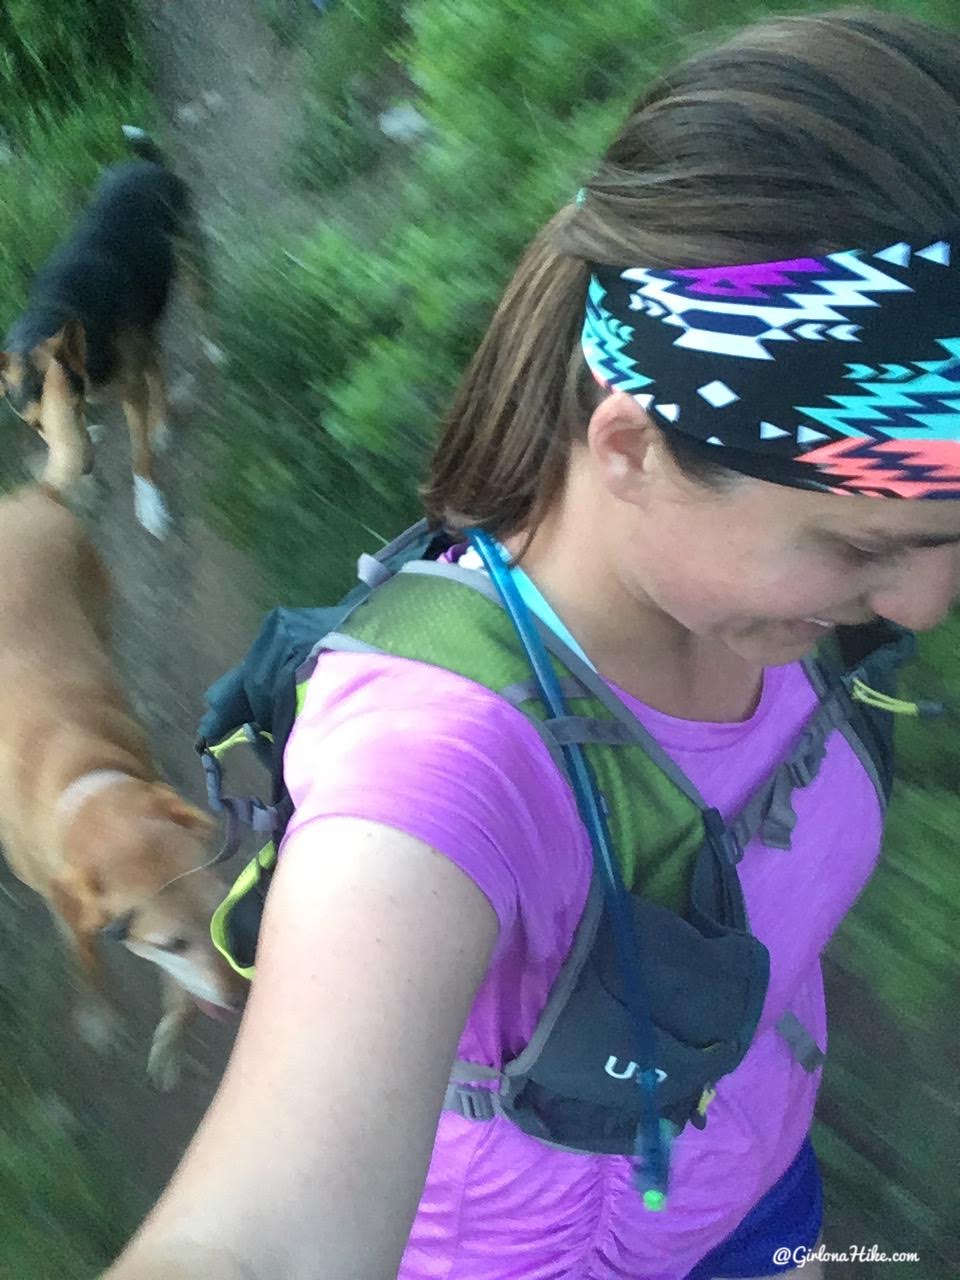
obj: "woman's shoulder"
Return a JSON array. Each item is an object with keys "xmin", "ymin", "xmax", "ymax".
[
  {"xmin": 294, "ymin": 646, "xmax": 557, "ymax": 760},
  {"xmin": 282, "ymin": 649, "xmax": 590, "ymax": 940}
]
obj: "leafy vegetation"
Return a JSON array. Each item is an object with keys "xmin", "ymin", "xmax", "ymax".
[
  {"xmin": 296, "ymin": 0, "xmax": 408, "ymax": 190},
  {"xmin": 0, "ymin": 905, "xmax": 135, "ymax": 1278},
  {"xmin": 0, "ymin": 0, "xmax": 145, "ymax": 137}
]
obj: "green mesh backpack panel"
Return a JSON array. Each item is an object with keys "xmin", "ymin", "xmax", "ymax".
[{"xmin": 317, "ymin": 566, "xmax": 708, "ymax": 912}]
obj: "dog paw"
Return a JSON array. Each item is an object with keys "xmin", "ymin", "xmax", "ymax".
[
  {"xmin": 199, "ymin": 337, "xmax": 225, "ymax": 367},
  {"xmin": 147, "ymin": 1043, "xmax": 183, "ymax": 1092},
  {"xmin": 134, "ymin": 476, "xmax": 171, "ymax": 540},
  {"xmin": 147, "ymin": 1018, "xmax": 186, "ymax": 1091},
  {"xmin": 151, "ymin": 420, "xmax": 173, "ymax": 455},
  {"xmin": 75, "ymin": 1002, "xmax": 123, "ymax": 1053}
]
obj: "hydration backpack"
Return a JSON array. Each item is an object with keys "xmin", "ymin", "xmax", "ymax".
[{"xmin": 197, "ymin": 519, "xmax": 917, "ymax": 1197}]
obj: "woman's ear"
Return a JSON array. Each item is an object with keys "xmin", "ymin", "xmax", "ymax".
[{"xmin": 586, "ymin": 391, "xmax": 660, "ymax": 502}]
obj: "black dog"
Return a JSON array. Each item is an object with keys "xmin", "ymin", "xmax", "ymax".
[{"xmin": 0, "ymin": 127, "xmax": 208, "ymax": 537}]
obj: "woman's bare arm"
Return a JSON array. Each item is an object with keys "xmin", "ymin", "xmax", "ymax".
[{"xmin": 103, "ymin": 817, "xmax": 499, "ymax": 1280}]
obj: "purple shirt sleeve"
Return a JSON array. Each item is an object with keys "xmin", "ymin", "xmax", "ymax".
[{"xmin": 279, "ymin": 649, "xmax": 589, "ymax": 958}]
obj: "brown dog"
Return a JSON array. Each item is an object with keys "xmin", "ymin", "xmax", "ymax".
[{"xmin": 0, "ymin": 484, "xmax": 243, "ymax": 1088}]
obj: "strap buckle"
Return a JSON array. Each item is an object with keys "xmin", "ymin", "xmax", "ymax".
[
  {"xmin": 200, "ymin": 746, "xmax": 225, "ymax": 813},
  {"xmin": 444, "ymin": 1079, "xmax": 499, "ymax": 1122}
]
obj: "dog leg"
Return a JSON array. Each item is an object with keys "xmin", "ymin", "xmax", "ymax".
[
  {"xmin": 50, "ymin": 912, "xmax": 124, "ymax": 1052},
  {"xmin": 75, "ymin": 997, "xmax": 124, "ymax": 1052},
  {"xmin": 147, "ymin": 974, "xmax": 196, "ymax": 1091},
  {"xmin": 144, "ymin": 358, "xmax": 172, "ymax": 456},
  {"xmin": 123, "ymin": 374, "xmax": 171, "ymax": 539},
  {"xmin": 33, "ymin": 452, "xmax": 103, "ymax": 517},
  {"xmin": 39, "ymin": 410, "xmax": 94, "ymax": 495}
]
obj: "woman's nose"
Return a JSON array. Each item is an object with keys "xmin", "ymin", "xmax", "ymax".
[{"xmin": 868, "ymin": 545, "xmax": 960, "ymax": 632}]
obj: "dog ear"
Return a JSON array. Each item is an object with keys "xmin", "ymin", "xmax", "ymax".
[
  {"xmin": 50, "ymin": 320, "xmax": 87, "ymax": 381},
  {"xmin": 154, "ymin": 784, "xmax": 217, "ymax": 837},
  {"xmin": 49, "ymin": 865, "xmax": 110, "ymax": 936}
]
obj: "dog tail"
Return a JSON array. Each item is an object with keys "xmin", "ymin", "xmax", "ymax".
[
  {"xmin": 121, "ymin": 124, "xmax": 167, "ymax": 166},
  {"xmin": 120, "ymin": 125, "xmax": 214, "ymax": 316}
]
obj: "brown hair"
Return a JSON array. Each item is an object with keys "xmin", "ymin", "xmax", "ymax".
[{"xmin": 421, "ymin": 8, "xmax": 960, "ymax": 541}]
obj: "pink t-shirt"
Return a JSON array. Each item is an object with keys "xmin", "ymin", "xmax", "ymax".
[{"xmin": 281, "ymin": 639, "xmax": 883, "ymax": 1280}]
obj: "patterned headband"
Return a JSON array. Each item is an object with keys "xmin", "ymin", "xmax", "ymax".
[{"xmin": 581, "ymin": 239, "xmax": 960, "ymax": 498}]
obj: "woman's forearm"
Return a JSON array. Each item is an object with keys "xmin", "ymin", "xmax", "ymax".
[
  {"xmin": 102, "ymin": 1238, "xmax": 258, "ymax": 1280},
  {"xmin": 99, "ymin": 823, "xmax": 498, "ymax": 1280}
]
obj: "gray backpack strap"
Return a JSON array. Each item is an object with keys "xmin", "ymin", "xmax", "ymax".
[
  {"xmin": 356, "ymin": 553, "xmax": 393, "ymax": 589},
  {"xmin": 728, "ymin": 681, "xmax": 850, "ymax": 854},
  {"xmin": 776, "ymin": 1011, "xmax": 825, "ymax": 1073},
  {"xmin": 309, "ymin": 633, "xmax": 388, "ymax": 660},
  {"xmin": 500, "ymin": 676, "xmax": 591, "ymax": 706},
  {"xmin": 802, "ymin": 647, "xmax": 888, "ymax": 809},
  {"xmin": 500, "ymin": 880, "xmax": 605, "ymax": 1091},
  {"xmin": 443, "ymin": 882, "xmax": 606, "ymax": 1128},
  {"xmin": 356, "ymin": 519, "xmax": 432, "ymax": 588},
  {"xmin": 548, "ymin": 717, "xmax": 645, "ymax": 746},
  {"xmin": 444, "ymin": 1060, "xmax": 505, "ymax": 1122},
  {"xmin": 401, "ymin": 557, "xmax": 506, "ymax": 601}
]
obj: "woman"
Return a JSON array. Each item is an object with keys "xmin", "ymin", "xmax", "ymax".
[{"xmin": 105, "ymin": 9, "xmax": 960, "ymax": 1278}]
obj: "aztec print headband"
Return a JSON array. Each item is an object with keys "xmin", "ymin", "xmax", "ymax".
[{"xmin": 581, "ymin": 239, "xmax": 960, "ymax": 499}]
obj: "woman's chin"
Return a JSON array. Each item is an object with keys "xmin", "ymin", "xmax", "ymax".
[{"xmin": 726, "ymin": 619, "xmax": 835, "ymax": 665}]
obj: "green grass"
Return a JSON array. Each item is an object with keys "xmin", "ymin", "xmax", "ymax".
[
  {"xmin": 0, "ymin": 0, "xmax": 145, "ymax": 138},
  {"xmin": 0, "ymin": 1070, "xmax": 132, "ymax": 1278},
  {"xmin": 295, "ymin": 0, "xmax": 407, "ymax": 194},
  {"xmin": 257, "ymin": 0, "xmax": 305, "ymax": 47},
  {"xmin": 0, "ymin": 908, "xmax": 137, "ymax": 1278}
]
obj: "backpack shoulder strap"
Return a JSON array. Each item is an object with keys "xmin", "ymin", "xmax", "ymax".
[
  {"xmin": 331, "ymin": 561, "xmax": 709, "ymax": 807},
  {"xmin": 196, "ymin": 523, "xmax": 454, "ymax": 859},
  {"xmin": 728, "ymin": 620, "xmax": 918, "ymax": 854},
  {"xmin": 808, "ymin": 619, "xmax": 917, "ymax": 806},
  {"xmin": 326, "ymin": 562, "xmax": 719, "ymax": 912}
]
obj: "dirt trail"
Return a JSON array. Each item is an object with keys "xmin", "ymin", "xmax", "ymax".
[{"xmin": 6, "ymin": 0, "xmax": 320, "ymax": 1221}]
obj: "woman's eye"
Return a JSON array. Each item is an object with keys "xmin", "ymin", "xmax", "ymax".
[{"xmin": 843, "ymin": 543, "xmax": 901, "ymax": 565}]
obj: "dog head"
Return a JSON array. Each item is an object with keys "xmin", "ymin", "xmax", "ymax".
[
  {"xmin": 54, "ymin": 780, "xmax": 246, "ymax": 1016},
  {"xmin": 0, "ymin": 322, "xmax": 93, "ymax": 469}
]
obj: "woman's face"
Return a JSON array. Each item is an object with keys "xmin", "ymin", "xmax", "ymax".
[{"xmin": 594, "ymin": 399, "xmax": 960, "ymax": 666}]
